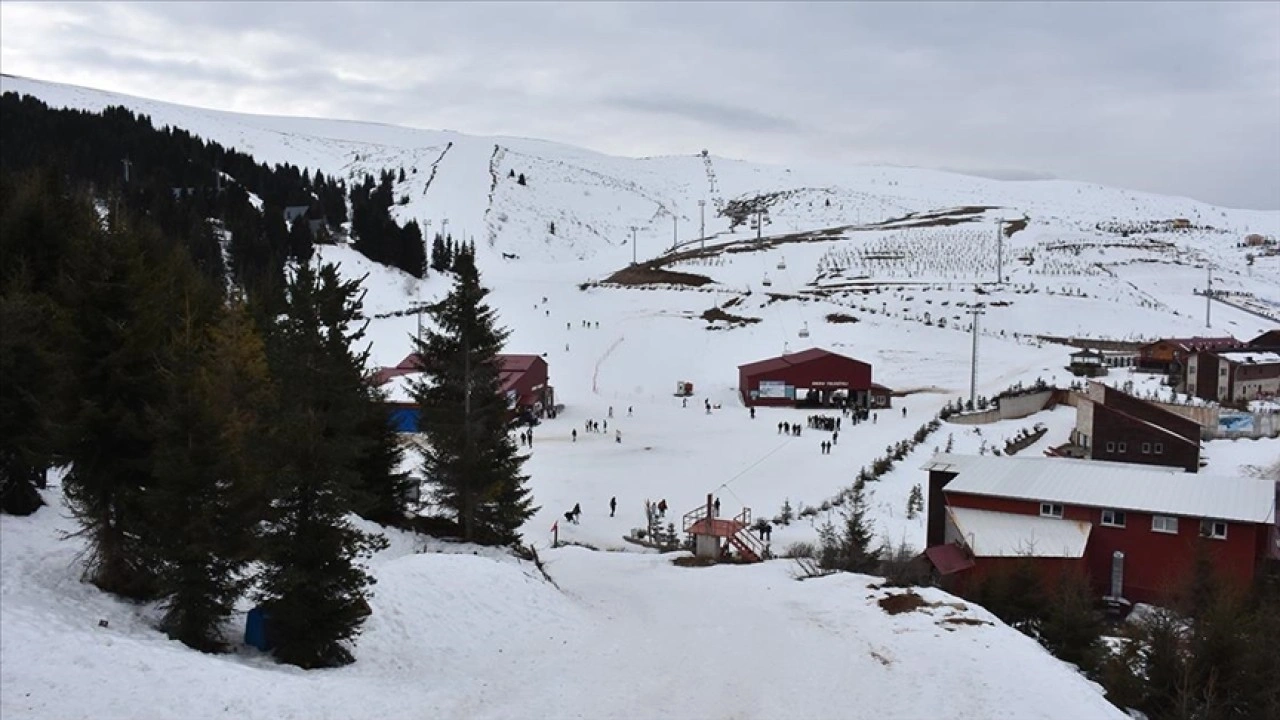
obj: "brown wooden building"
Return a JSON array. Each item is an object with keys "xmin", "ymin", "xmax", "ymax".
[
  {"xmin": 1071, "ymin": 382, "xmax": 1201, "ymax": 472},
  {"xmin": 1137, "ymin": 337, "xmax": 1241, "ymax": 373},
  {"xmin": 1187, "ymin": 349, "xmax": 1280, "ymax": 404}
]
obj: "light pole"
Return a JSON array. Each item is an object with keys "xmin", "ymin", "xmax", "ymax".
[
  {"xmin": 630, "ymin": 225, "xmax": 638, "ymax": 265},
  {"xmin": 698, "ymin": 199, "xmax": 706, "ymax": 251},
  {"xmin": 994, "ymin": 219, "xmax": 1004, "ymax": 285},
  {"xmin": 967, "ymin": 302, "xmax": 986, "ymax": 410}
]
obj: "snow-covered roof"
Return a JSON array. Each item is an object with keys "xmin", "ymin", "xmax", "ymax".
[
  {"xmin": 383, "ymin": 373, "xmax": 419, "ymax": 404},
  {"xmin": 949, "ymin": 507, "xmax": 1091, "ymax": 558},
  {"xmin": 924, "ymin": 453, "xmax": 1275, "ymax": 524},
  {"xmin": 1218, "ymin": 350, "xmax": 1280, "ymax": 366}
]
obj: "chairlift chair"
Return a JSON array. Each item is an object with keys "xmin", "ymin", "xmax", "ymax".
[
  {"xmin": 798, "ymin": 322, "xmax": 810, "ymax": 339},
  {"xmin": 777, "ymin": 257, "xmax": 787, "ymax": 270},
  {"xmin": 762, "ymin": 274, "xmax": 772, "ymax": 287}
]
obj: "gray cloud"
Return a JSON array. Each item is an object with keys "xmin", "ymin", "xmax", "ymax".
[
  {"xmin": 607, "ymin": 95, "xmax": 801, "ymax": 134},
  {"xmin": 1, "ymin": 1, "xmax": 1277, "ymax": 209}
]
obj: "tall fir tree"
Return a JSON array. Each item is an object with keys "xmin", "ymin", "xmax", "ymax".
[
  {"xmin": 59, "ymin": 210, "xmax": 191, "ymax": 599},
  {"xmin": 412, "ymin": 245, "xmax": 536, "ymax": 545},
  {"xmin": 430, "ymin": 233, "xmax": 448, "ymax": 273},
  {"xmin": 147, "ymin": 291, "xmax": 274, "ymax": 652},
  {"xmin": 254, "ymin": 263, "xmax": 387, "ymax": 668}
]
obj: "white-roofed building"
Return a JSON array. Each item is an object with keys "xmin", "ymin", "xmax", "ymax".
[
  {"xmin": 1187, "ymin": 348, "xmax": 1280, "ymax": 403},
  {"xmin": 922, "ymin": 453, "xmax": 1277, "ymax": 606}
]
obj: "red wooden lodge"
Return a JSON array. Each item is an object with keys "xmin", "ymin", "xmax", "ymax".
[
  {"xmin": 373, "ymin": 352, "xmax": 553, "ymax": 431},
  {"xmin": 738, "ymin": 347, "xmax": 887, "ymax": 409},
  {"xmin": 923, "ymin": 453, "xmax": 1277, "ymax": 607}
]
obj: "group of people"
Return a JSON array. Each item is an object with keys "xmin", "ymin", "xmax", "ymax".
[
  {"xmin": 808, "ymin": 414, "xmax": 840, "ymax": 432},
  {"xmin": 517, "ymin": 429, "xmax": 535, "ymax": 447},
  {"xmin": 777, "ymin": 421, "xmax": 803, "ymax": 437},
  {"xmin": 568, "ymin": 320, "xmax": 600, "ymax": 329},
  {"xmin": 819, "ymin": 439, "xmax": 835, "ymax": 455}
]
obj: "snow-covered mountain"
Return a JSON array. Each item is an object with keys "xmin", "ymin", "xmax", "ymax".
[{"xmin": 2, "ymin": 75, "xmax": 1276, "ymax": 720}]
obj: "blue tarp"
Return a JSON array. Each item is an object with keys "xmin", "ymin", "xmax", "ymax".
[
  {"xmin": 245, "ymin": 606, "xmax": 272, "ymax": 651},
  {"xmin": 389, "ymin": 407, "xmax": 420, "ymax": 433}
]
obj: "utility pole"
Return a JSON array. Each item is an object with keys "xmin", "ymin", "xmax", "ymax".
[
  {"xmin": 122, "ymin": 157, "xmax": 132, "ymax": 184},
  {"xmin": 967, "ymin": 302, "xmax": 986, "ymax": 410},
  {"xmin": 698, "ymin": 199, "xmax": 706, "ymax": 251},
  {"xmin": 442, "ymin": 218, "xmax": 450, "ymax": 244},
  {"xmin": 630, "ymin": 225, "xmax": 638, "ymax": 265},
  {"xmin": 994, "ymin": 219, "xmax": 1004, "ymax": 284},
  {"xmin": 1205, "ymin": 262, "xmax": 1212, "ymax": 328},
  {"xmin": 672, "ymin": 214, "xmax": 678, "ymax": 253},
  {"xmin": 756, "ymin": 210, "xmax": 764, "ymax": 241}
]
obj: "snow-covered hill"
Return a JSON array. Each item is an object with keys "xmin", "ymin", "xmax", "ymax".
[{"xmin": 3, "ymin": 74, "xmax": 1277, "ymax": 719}]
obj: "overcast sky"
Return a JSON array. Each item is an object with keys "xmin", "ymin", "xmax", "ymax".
[{"xmin": 2, "ymin": 2, "xmax": 1277, "ymax": 209}]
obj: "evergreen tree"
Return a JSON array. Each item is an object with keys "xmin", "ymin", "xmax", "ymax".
[
  {"xmin": 1038, "ymin": 567, "xmax": 1103, "ymax": 674},
  {"xmin": 430, "ymin": 233, "xmax": 448, "ymax": 273},
  {"xmin": 517, "ymin": 173, "xmax": 527, "ymax": 186},
  {"xmin": 59, "ymin": 213, "xmax": 190, "ymax": 599},
  {"xmin": 287, "ymin": 216, "xmax": 313, "ymax": 264},
  {"xmin": 399, "ymin": 220, "xmax": 426, "ymax": 279},
  {"xmin": 0, "ymin": 169, "xmax": 96, "ymax": 514},
  {"xmin": 412, "ymin": 247, "xmax": 536, "ymax": 544},
  {"xmin": 255, "ymin": 263, "xmax": 387, "ymax": 668},
  {"xmin": 348, "ymin": 382, "xmax": 414, "ymax": 526},
  {"xmin": 148, "ymin": 292, "xmax": 272, "ymax": 652}
]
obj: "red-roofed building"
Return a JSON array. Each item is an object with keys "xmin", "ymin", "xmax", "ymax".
[
  {"xmin": 373, "ymin": 352, "xmax": 553, "ymax": 431},
  {"xmin": 738, "ymin": 347, "xmax": 880, "ymax": 408},
  {"xmin": 1138, "ymin": 336, "xmax": 1242, "ymax": 373}
]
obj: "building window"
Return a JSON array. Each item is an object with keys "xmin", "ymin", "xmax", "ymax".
[
  {"xmin": 1040, "ymin": 503, "xmax": 1064, "ymax": 519},
  {"xmin": 1106, "ymin": 441, "xmax": 1115, "ymax": 453},
  {"xmin": 1154, "ymin": 443, "xmax": 1163, "ymax": 454},
  {"xmin": 1152, "ymin": 515, "xmax": 1179, "ymax": 534},
  {"xmin": 1117, "ymin": 442, "xmax": 1127, "ymax": 453},
  {"xmin": 1200, "ymin": 519, "xmax": 1228, "ymax": 540},
  {"xmin": 1101, "ymin": 509, "xmax": 1127, "ymax": 528},
  {"xmin": 1142, "ymin": 442, "xmax": 1151, "ymax": 454}
]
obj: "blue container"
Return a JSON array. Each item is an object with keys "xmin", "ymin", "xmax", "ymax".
[{"xmin": 245, "ymin": 606, "xmax": 272, "ymax": 651}]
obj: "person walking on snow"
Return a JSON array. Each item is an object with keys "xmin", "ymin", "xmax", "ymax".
[
  {"xmin": 608, "ymin": 406, "xmax": 614, "ymax": 418},
  {"xmin": 832, "ymin": 431, "xmax": 838, "ymax": 445},
  {"xmin": 749, "ymin": 406, "xmax": 756, "ymax": 419},
  {"xmin": 572, "ymin": 429, "xmax": 577, "ymax": 442},
  {"xmin": 902, "ymin": 407, "xmax": 907, "ymax": 418},
  {"xmin": 615, "ymin": 429, "xmax": 622, "ymax": 444},
  {"xmin": 610, "ymin": 496, "xmax": 617, "ymax": 517},
  {"xmin": 628, "ymin": 406, "xmax": 633, "ymax": 417}
]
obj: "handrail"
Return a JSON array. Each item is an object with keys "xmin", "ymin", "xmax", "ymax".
[{"xmin": 682, "ymin": 505, "xmax": 708, "ymax": 532}]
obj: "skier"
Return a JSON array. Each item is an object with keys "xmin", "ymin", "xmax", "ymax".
[
  {"xmin": 608, "ymin": 406, "xmax": 614, "ymax": 418},
  {"xmin": 603, "ymin": 419, "xmax": 608, "ymax": 432},
  {"xmin": 615, "ymin": 429, "xmax": 621, "ymax": 444},
  {"xmin": 873, "ymin": 412, "xmax": 878, "ymax": 425},
  {"xmin": 572, "ymin": 429, "xmax": 577, "ymax": 442},
  {"xmin": 749, "ymin": 406, "xmax": 756, "ymax": 419},
  {"xmin": 902, "ymin": 407, "xmax": 907, "ymax": 418},
  {"xmin": 628, "ymin": 406, "xmax": 633, "ymax": 417},
  {"xmin": 832, "ymin": 431, "xmax": 839, "ymax": 445},
  {"xmin": 610, "ymin": 496, "xmax": 617, "ymax": 517}
]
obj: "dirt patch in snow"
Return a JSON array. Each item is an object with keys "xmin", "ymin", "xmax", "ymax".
[
  {"xmin": 603, "ymin": 265, "xmax": 715, "ymax": 287},
  {"xmin": 825, "ymin": 313, "xmax": 860, "ymax": 324},
  {"xmin": 701, "ymin": 307, "xmax": 762, "ymax": 326},
  {"xmin": 878, "ymin": 591, "xmax": 927, "ymax": 615}
]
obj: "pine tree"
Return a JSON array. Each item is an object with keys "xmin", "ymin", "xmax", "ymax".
[
  {"xmin": 348, "ymin": 382, "xmax": 413, "ymax": 526},
  {"xmin": 399, "ymin": 220, "xmax": 426, "ymax": 279},
  {"xmin": 412, "ymin": 246, "xmax": 536, "ymax": 545},
  {"xmin": 430, "ymin": 233, "xmax": 448, "ymax": 273},
  {"xmin": 906, "ymin": 484, "xmax": 924, "ymax": 519},
  {"xmin": 255, "ymin": 263, "xmax": 387, "ymax": 668},
  {"xmin": 59, "ymin": 215, "xmax": 189, "ymax": 599},
  {"xmin": 148, "ymin": 293, "xmax": 272, "ymax": 652},
  {"xmin": 1038, "ymin": 567, "xmax": 1103, "ymax": 674}
]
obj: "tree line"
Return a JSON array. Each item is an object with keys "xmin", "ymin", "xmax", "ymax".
[{"xmin": 1, "ymin": 165, "xmax": 535, "ymax": 668}]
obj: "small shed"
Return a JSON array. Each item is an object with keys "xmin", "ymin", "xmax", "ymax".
[{"xmin": 1069, "ymin": 349, "xmax": 1107, "ymax": 377}]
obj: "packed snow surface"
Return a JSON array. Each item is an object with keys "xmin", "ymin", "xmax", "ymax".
[{"xmin": 1, "ymin": 488, "xmax": 1125, "ymax": 720}]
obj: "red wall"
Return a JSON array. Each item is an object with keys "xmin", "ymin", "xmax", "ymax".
[
  {"xmin": 741, "ymin": 355, "xmax": 871, "ymax": 406},
  {"xmin": 511, "ymin": 357, "xmax": 549, "ymax": 406},
  {"xmin": 946, "ymin": 492, "xmax": 1261, "ymax": 605}
]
